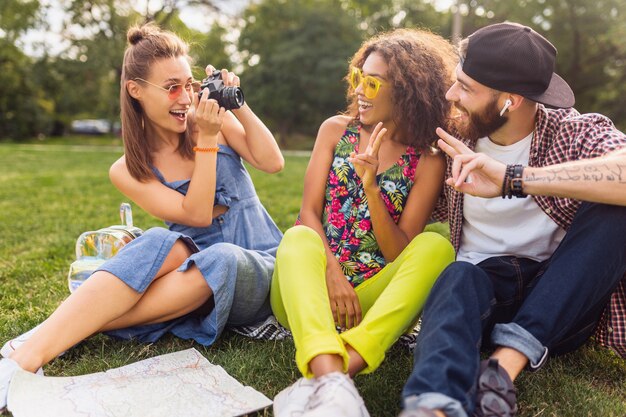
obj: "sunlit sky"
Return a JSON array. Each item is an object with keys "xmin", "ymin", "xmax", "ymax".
[
  {"xmin": 20, "ymin": 0, "xmax": 247, "ymax": 56},
  {"xmin": 20, "ymin": 0, "xmax": 456, "ymax": 57}
]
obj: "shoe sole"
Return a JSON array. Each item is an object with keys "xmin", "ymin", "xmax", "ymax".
[{"xmin": 475, "ymin": 359, "xmax": 517, "ymax": 417}]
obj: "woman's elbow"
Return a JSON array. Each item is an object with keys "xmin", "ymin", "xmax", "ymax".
[
  {"xmin": 261, "ymin": 154, "xmax": 285, "ymax": 173},
  {"xmin": 270, "ymin": 158, "xmax": 285, "ymax": 173},
  {"xmin": 183, "ymin": 210, "xmax": 215, "ymax": 228}
]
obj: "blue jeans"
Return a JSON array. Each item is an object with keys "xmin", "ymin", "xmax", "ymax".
[{"xmin": 401, "ymin": 203, "xmax": 626, "ymax": 417}]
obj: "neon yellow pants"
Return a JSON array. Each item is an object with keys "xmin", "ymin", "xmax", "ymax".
[{"xmin": 270, "ymin": 225, "xmax": 455, "ymax": 378}]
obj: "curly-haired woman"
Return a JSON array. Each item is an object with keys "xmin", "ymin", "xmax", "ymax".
[{"xmin": 270, "ymin": 29, "xmax": 458, "ymax": 417}]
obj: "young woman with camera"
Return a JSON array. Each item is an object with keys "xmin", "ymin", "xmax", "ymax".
[
  {"xmin": 270, "ymin": 29, "xmax": 458, "ymax": 417},
  {"xmin": 0, "ymin": 23, "xmax": 283, "ymax": 409}
]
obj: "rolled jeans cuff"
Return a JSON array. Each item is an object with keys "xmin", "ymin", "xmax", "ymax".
[
  {"xmin": 491, "ymin": 322, "xmax": 549, "ymax": 370},
  {"xmin": 403, "ymin": 393, "xmax": 468, "ymax": 417}
]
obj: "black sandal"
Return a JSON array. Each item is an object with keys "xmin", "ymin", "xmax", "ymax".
[{"xmin": 474, "ymin": 359, "xmax": 518, "ymax": 417}]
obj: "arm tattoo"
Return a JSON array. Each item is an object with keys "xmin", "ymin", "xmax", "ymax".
[{"xmin": 525, "ymin": 164, "xmax": 626, "ymax": 184}]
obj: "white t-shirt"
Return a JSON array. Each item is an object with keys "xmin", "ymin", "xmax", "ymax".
[{"xmin": 456, "ymin": 133, "xmax": 566, "ymax": 265}]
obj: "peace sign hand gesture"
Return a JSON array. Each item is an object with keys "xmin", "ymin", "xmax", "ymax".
[
  {"xmin": 436, "ymin": 127, "xmax": 506, "ymax": 198},
  {"xmin": 349, "ymin": 122, "xmax": 387, "ymax": 190}
]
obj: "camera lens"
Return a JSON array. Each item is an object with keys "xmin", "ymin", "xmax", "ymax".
[{"xmin": 222, "ymin": 86, "xmax": 245, "ymax": 110}]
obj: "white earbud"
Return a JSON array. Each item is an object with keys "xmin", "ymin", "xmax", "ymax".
[{"xmin": 500, "ymin": 99, "xmax": 512, "ymax": 117}]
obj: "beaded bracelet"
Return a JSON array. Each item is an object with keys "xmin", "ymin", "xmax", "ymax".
[
  {"xmin": 193, "ymin": 146, "xmax": 219, "ymax": 153},
  {"xmin": 501, "ymin": 164, "xmax": 515, "ymax": 199}
]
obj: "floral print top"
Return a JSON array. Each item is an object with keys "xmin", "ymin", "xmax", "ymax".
[{"xmin": 320, "ymin": 119, "xmax": 420, "ymax": 287}]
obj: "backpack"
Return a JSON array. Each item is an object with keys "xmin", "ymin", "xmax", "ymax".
[{"xmin": 67, "ymin": 203, "xmax": 143, "ymax": 292}]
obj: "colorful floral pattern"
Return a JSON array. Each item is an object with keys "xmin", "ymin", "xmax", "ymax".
[{"xmin": 322, "ymin": 120, "xmax": 420, "ymax": 287}]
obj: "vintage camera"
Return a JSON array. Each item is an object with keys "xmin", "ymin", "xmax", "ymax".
[{"xmin": 198, "ymin": 70, "xmax": 245, "ymax": 110}]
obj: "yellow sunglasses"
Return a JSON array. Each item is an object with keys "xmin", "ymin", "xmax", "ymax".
[{"xmin": 349, "ymin": 67, "xmax": 385, "ymax": 99}]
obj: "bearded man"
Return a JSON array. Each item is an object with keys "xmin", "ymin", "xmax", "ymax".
[{"xmin": 399, "ymin": 22, "xmax": 626, "ymax": 417}]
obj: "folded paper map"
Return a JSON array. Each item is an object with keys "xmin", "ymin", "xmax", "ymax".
[{"xmin": 7, "ymin": 348, "xmax": 272, "ymax": 417}]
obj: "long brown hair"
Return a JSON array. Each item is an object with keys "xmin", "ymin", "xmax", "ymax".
[
  {"xmin": 120, "ymin": 23, "xmax": 195, "ymax": 181},
  {"xmin": 346, "ymin": 28, "xmax": 457, "ymax": 152}
]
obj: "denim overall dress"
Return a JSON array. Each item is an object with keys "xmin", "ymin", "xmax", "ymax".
[{"xmin": 98, "ymin": 144, "xmax": 283, "ymax": 346}]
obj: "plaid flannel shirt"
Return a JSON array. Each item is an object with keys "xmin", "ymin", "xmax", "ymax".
[{"xmin": 432, "ymin": 105, "xmax": 626, "ymax": 358}]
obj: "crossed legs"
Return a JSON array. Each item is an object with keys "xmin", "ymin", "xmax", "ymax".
[
  {"xmin": 8, "ymin": 239, "xmax": 213, "ymax": 373},
  {"xmin": 271, "ymin": 225, "xmax": 454, "ymax": 417}
]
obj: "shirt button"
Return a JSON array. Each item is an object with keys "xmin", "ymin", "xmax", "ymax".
[
  {"xmin": 545, "ymin": 208, "xmax": 552, "ymax": 214},
  {"xmin": 608, "ymin": 326, "xmax": 613, "ymax": 333}
]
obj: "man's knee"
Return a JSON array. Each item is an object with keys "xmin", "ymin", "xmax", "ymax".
[{"xmin": 434, "ymin": 261, "xmax": 489, "ymax": 292}]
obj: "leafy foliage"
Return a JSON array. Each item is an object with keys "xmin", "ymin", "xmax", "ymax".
[
  {"xmin": 0, "ymin": 0, "xmax": 42, "ymax": 43},
  {"xmin": 342, "ymin": 0, "xmax": 451, "ymax": 35},
  {"xmin": 0, "ymin": 40, "xmax": 54, "ymax": 139},
  {"xmin": 191, "ymin": 21, "xmax": 234, "ymax": 76},
  {"xmin": 239, "ymin": 0, "xmax": 363, "ymax": 145},
  {"xmin": 1, "ymin": 0, "xmax": 626, "ymax": 141}
]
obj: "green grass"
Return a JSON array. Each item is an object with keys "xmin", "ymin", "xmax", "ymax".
[{"xmin": 0, "ymin": 142, "xmax": 625, "ymax": 416}]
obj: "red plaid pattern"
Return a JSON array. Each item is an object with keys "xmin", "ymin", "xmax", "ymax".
[{"xmin": 432, "ymin": 105, "xmax": 626, "ymax": 358}]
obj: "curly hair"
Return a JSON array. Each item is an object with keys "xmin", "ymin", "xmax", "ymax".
[
  {"xmin": 120, "ymin": 22, "xmax": 195, "ymax": 182},
  {"xmin": 346, "ymin": 28, "xmax": 457, "ymax": 151}
]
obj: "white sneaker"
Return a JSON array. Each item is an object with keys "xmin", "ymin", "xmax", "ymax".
[
  {"xmin": 302, "ymin": 372, "xmax": 370, "ymax": 417},
  {"xmin": 1, "ymin": 324, "xmax": 43, "ymax": 359},
  {"xmin": 273, "ymin": 377, "xmax": 318, "ymax": 417},
  {"xmin": 0, "ymin": 358, "xmax": 21, "ymax": 411},
  {"xmin": 2, "ymin": 325, "xmax": 48, "ymax": 376}
]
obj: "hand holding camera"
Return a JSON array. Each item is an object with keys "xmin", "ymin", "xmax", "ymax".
[{"xmin": 198, "ymin": 66, "xmax": 245, "ymax": 110}]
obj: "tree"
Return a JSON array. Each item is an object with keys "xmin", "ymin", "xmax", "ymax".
[
  {"xmin": 58, "ymin": 0, "xmax": 139, "ymax": 131},
  {"xmin": 0, "ymin": 40, "xmax": 54, "ymax": 139},
  {"xmin": 0, "ymin": 0, "xmax": 42, "ymax": 43},
  {"xmin": 239, "ymin": 0, "xmax": 364, "ymax": 145},
  {"xmin": 189, "ymin": 21, "xmax": 234, "ymax": 77},
  {"xmin": 342, "ymin": 0, "xmax": 451, "ymax": 36},
  {"xmin": 537, "ymin": 0, "xmax": 626, "ymax": 130},
  {"xmin": 0, "ymin": 0, "xmax": 55, "ymax": 139}
]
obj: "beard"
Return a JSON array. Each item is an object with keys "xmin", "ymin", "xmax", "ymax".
[{"xmin": 453, "ymin": 97, "xmax": 507, "ymax": 142}]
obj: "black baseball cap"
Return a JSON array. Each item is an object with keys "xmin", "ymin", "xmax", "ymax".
[{"xmin": 461, "ymin": 22, "xmax": 575, "ymax": 108}]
